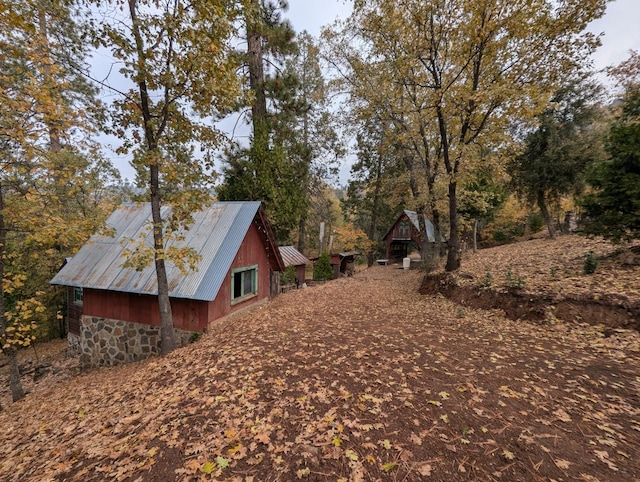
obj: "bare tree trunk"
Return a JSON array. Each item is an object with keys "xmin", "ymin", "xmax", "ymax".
[
  {"xmin": 297, "ymin": 63, "xmax": 311, "ymax": 255},
  {"xmin": 318, "ymin": 221, "xmax": 325, "ymax": 254},
  {"xmin": 297, "ymin": 216, "xmax": 306, "ymax": 253},
  {"xmin": 151, "ymin": 187, "xmax": 175, "ymax": 355},
  {"xmin": 434, "ymin": 99, "xmax": 461, "ymax": 272},
  {"xmin": 473, "ymin": 219, "xmax": 478, "ymax": 253},
  {"xmin": 537, "ymin": 190, "xmax": 557, "ymax": 239},
  {"xmin": 366, "ymin": 152, "xmax": 384, "ymax": 267},
  {"xmin": 399, "ymin": 151, "xmax": 442, "ymax": 270},
  {"xmin": 367, "ymin": 206, "xmax": 378, "ymax": 268},
  {"xmin": 128, "ymin": 0, "xmax": 175, "ymax": 354},
  {"xmin": 6, "ymin": 347, "xmax": 24, "ymax": 402},
  {"xmin": 0, "ymin": 184, "xmax": 25, "ymax": 403},
  {"xmin": 445, "ymin": 180, "xmax": 461, "ymax": 271},
  {"xmin": 246, "ymin": 0, "xmax": 267, "ymax": 128}
]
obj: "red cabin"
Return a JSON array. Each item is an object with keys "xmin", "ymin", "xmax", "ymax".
[
  {"xmin": 383, "ymin": 210, "xmax": 443, "ymax": 262},
  {"xmin": 51, "ymin": 201, "xmax": 284, "ymax": 368}
]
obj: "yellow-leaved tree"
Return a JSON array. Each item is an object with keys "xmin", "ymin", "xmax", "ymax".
[
  {"xmin": 326, "ymin": 0, "xmax": 608, "ymax": 271},
  {"xmin": 333, "ymin": 225, "xmax": 374, "ymax": 258},
  {"xmin": 0, "ymin": 0, "xmax": 120, "ymax": 406},
  {"xmin": 88, "ymin": 0, "xmax": 244, "ymax": 354}
]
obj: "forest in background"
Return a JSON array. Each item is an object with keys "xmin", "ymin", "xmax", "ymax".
[{"xmin": 1, "ymin": 0, "xmax": 639, "ymax": 406}]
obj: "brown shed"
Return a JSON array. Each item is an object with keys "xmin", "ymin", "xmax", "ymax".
[
  {"xmin": 278, "ymin": 246, "xmax": 310, "ymax": 286},
  {"xmin": 325, "ymin": 251, "xmax": 359, "ymax": 279},
  {"xmin": 51, "ymin": 201, "xmax": 284, "ymax": 368}
]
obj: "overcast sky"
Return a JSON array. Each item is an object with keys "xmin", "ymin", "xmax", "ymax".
[
  {"xmin": 286, "ymin": 0, "xmax": 640, "ymax": 73},
  {"xmin": 588, "ymin": 0, "xmax": 640, "ymax": 73},
  {"xmin": 111, "ymin": 0, "xmax": 640, "ymax": 182}
]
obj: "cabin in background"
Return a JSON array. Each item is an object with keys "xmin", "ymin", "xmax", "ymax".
[
  {"xmin": 331, "ymin": 252, "xmax": 359, "ymax": 278},
  {"xmin": 383, "ymin": 210, "xmax": 442, "ymax": 262}
]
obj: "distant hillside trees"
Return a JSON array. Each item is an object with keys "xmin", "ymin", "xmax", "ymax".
[
  {"xmin": 341, "ymin": 120, "xmax": 400, "ymax": 266},
  {"xmin": 509, "ymin": 76, "xmax": 605, "ymax": 238},
  {"xmin": 581, "ymin": 53, "xmax": 640, "ymax": 242}
]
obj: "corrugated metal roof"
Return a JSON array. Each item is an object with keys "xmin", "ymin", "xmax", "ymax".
[
  {"xmin": 279, "ymin": 246, "xmax": 310, "ymax": 267},
  {"xmin": 50, "ymin": 201, "xmax": 263, "ymax": 301},
  {"xmin": 339, "ymin": 251, "xmax": 360, "ymax": 257},
  {"xmin": 404, "ymin": 210, "xmax": 444, "ymax": 243}
]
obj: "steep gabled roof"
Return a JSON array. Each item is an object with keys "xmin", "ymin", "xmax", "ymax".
[
  {"xmin": 404, "ymin": 210, "xmax": 443, "ymax": 242},
  {"xmin": 278, "ymin": 246, "xmax": 310, "ymax": 267},
  {"xmin": 383, "ymin": 210, "xmax": 444, "ymax": 243},
  {"xmin": 50, "ymin": 201, "xmax": 283, "ymax": 301}
]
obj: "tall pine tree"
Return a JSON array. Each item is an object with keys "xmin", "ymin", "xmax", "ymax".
[
  {"xmin": 581, "ymin": 53, "xmax": 640, "ymax": 242},
  {"xmin": 510, "ymin": 76, "xmax": 604, "ymax": 238},
  {"xmin": 218, "ymin": 1, "xmax": 306, "ymax": 244}
]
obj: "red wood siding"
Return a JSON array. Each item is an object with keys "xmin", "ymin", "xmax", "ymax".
[
  {"xmin": 207, "ymin": 221, "xmax": 272, "ymax": 323},
  {"xmin": 83, "ymin": 290, "xmax": 208, "ymax": 331},
  {"xmin": 82, "ymin": 221, "xmax": 274, "ymax": 331},
  {"xmin": 389, "ymin": 215, "xmax": 417, "ymax": 241},
  {"xmin": 385, "ymin": 215, "xmax": 421, "ymax": 260}
]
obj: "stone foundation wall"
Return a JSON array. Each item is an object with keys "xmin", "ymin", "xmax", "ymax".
[
  {"xmin": 76, "ymin": 315, "xmax": 194, "ymax": 369},
  {"xmin": 67, "ymin": 332, "xmax": 82, "ymax": 357}
]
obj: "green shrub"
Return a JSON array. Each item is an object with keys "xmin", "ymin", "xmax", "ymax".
[
  {"xmin": 492, "ymin": 220, "xmax": 526, "ymax": 243},
  {"xmin": 528, "ymin": 213, "xmax": 545, "ymax": 233},
  {"xmin": 506, "ymin": 269, "xmax": 526, "ymax": 289},
  {"xmin": 314, "ymin": 251, "xmax": 334, "ymax": 281},
  {"xmin": 583, "ymin": 251, "xmax": 598, "ymax": 274},
  {"xmin": 281, "ymin": 265, "xmax": 296, "ymax": 285},
  {"xmin": 478, "ymin": 270, "xmax": 493, "ymax": 288}
]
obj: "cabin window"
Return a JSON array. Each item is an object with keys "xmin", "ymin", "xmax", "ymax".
[
  {"xmin": 73, "ymin": 287, "xmax": 83, "ymax": 306},
  {"xmin": 231, "ymin": 265, "xmax": 258, "ymax": 304},
  {"xmin": 398, "ymin": 220, "xmax": 411, "ymax": 239}
]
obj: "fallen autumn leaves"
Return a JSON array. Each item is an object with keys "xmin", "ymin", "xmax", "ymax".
[{"xmin": 1, "ymin": 236, "xmax": 639, "ymax": 481}]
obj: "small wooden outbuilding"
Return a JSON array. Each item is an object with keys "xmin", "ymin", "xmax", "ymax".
[
  {"xmin": 51, "ymin": 201, "xmax": 284, "ymax": 368},
  {"xmin": 278, "ymin": 246, "xmax": 310, "ymax": 286},
  {"xmin": 329, "ymin": 251, "xmax": 360, "ymax": 278}
]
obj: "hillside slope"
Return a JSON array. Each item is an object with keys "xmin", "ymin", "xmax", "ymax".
[
  {"xmin": 1, "ymin": 237, "xmax": 639, "ymax": 481},
  {"xmin": 422, "ymin": 235, "xmax": 640, "ymax": 330}
]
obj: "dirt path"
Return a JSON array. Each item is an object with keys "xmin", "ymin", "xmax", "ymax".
[{"xmin": 1, "ymin": 265, "xmax": 639, "ymax": 481}]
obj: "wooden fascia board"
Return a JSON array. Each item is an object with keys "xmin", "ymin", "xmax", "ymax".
[{"xmin": 255, "ymin": 207, "xmax": 286, "ymax": 272}]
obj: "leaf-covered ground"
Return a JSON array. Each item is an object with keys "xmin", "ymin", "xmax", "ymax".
[
  {"xmin": 421, "ymin": 236, "xmax": 640, "ymax": 332},
  {"xmin": 1, "ymin": 236, "xmax": 640, "ymax": 481},
  {"xmin": 456, "ymin": 235, "xmax": 640, "ymax": 302}
]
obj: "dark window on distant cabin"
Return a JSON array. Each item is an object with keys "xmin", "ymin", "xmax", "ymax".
[
  {"xmin": 231, "ymin": 265, "xmax": 258, "ymax": 304},
  {"xmin": 73, "ymin": 287, "xmax": 83, "ymax": 306},
  {"xmin": 398, "ymin": 220, "xmax": 411, "ymax": 239}
]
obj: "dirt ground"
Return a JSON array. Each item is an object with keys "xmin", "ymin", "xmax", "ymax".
[
  {"xmin": 1, "ymin": 236, "xmax": 639, "ymax": 481},
  {"xmin": 422, "ymin": 235, "xmax": 640, "ymax": 330},
  {"xmin": 0, "ymin": 338, "xmax": 79, "ymax": 406}
]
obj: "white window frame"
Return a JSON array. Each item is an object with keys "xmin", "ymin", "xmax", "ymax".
[{"xmin": 231, "ymin": 265, "xmax": 258, "ymax": 305}]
